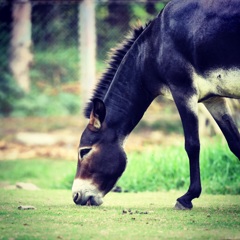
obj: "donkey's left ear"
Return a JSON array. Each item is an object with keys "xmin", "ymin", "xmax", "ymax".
[{"xmin": 88, "ymin": 98, "xmax": 106, "ymax": 131}]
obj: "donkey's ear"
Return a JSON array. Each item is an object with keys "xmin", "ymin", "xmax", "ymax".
[{"xmin": 88, "ymin": 98, "xmax": 106, "ymax": 131}]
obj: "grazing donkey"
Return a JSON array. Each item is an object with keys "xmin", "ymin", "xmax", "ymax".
[{"xmin": 72, "ymin": 0, "xmax": 240, "ymax": 209}]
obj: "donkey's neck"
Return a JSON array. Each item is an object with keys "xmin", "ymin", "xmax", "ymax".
[{"xmin": 103, "ymin": 46, "xmax": 154, "ymax": 138}]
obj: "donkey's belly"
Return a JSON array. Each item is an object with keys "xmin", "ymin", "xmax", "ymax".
[{"xmin": 193, "ymin": 68, "xmax": 240, "ymax": 101}]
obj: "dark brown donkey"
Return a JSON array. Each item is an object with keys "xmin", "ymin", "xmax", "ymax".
[{"xmin": 72, "ymin": 0, "xmax": 240, "ymax": 209}]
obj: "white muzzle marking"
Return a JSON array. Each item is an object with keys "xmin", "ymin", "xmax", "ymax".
[{"xmin": 72, "ymin": 179, "xmax": 103, "ymax": 206}]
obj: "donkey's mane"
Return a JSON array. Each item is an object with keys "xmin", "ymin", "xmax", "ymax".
[{"xmin": 84, "ymin": 22, "xmax": 151, "ymax": 118}]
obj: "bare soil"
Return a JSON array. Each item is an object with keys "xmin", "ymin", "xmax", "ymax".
[{"xmin": 0, "ymin": 101, "xmax": 183, "ymax": 160}]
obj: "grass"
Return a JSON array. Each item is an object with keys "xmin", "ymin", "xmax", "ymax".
[
  {"xmin": 118, "ymin": 138, "xmax": 240, "ymax": 194},
  {"xmin": 0, "ymin": 189, "xmax": 239, "ymax": 239},
  {"xmin": 0, "ymin": 138, "xmax": 239, "ymax": 239},
  {"xmin": 0, "ymin": 159, "xmax": 76, "ymax": 190}
]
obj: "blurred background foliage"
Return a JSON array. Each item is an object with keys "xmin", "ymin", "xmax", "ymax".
[{"xmin": 0, "ymin": 0, "xmax": 169, "ymax": 117}]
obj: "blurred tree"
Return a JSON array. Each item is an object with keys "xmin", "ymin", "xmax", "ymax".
[
  {"xmin": 0, "ymin": 1, "xmax": 11, "ymax": 74},
  {"xmin": 145, "ymin": 0, "xmax": 169, "ymax": 15},
  {"xmin": 107, "ymin": 0, "xmax": 130, "ymax": 32},
  {"xmin": 31, "ymin": 4, "xmax": 78, "ymax": 49},
  {"xmin": 146, "ymin": 0, "xmax": 157, "ymax": 15},
  {"xmin": 96, "ymin": 0, "xmax": 169, "ymax": 61},
  {"xmin": 10, "ymin": 0, "xmax": 33, "ymax": 93},
  {"xmin": 96, "ymin": 1, "xmax": 130, "ymax": 61},
  {"xmin": 79, "ymin": 0, "xmax": 96, "ymax": 105}
]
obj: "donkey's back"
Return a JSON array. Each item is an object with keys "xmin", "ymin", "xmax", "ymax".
[{"xmin": 164, "ymin": 0, "xmax": 240, "ymax": 68}]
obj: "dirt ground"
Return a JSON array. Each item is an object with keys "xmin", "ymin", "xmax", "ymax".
[{"xmin": 0, "ymin": 102, "xmax": 184, "ymax": 160}]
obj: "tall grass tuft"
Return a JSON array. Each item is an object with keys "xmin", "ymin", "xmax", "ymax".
[
  {"xmin": 117, "ymin": 138, "xmax": 240, "ymax": 194},
  {"xmin": 200, "ymin": 139, "xmax": 240, "ymax": 194}
]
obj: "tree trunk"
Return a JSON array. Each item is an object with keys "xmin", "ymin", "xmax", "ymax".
[
  {"xmin": 79, "ymin": 0, "xmax": 96, "ymax": 106},
  {"xmin": 10, "ymin": 0, "xmax": 32, "ymax": 93}
]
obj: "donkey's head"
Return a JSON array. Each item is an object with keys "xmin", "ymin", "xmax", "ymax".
[{"xmin": 72, "ymin": 98, "xmax": 127, "ymax": 206}]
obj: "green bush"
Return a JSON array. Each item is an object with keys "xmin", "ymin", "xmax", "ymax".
[
  {"xmin": 0, "ymin": 81, "xmax": 81, "ymax": 117},
  {"xmin": 11, "ymin": 89, "xmax": 80, "ymax": 117},
  {"xmin": 0, "ymin": 73, "xmax": 24, "ymax": 116},
  {"xmin": 0, "ymin": 45, "xmax": 80, "ymax": 117},
  {"xmin": 31, "ymin": 47, "xmax": 79, "ymax": 85}
]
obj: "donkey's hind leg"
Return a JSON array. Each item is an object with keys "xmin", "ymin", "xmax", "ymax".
[{"xmin": 203, "ymin": 97, "xmax": 240, "ymax": 160}]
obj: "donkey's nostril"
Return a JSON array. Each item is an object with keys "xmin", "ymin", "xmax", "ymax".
[{"xmin": 73, "ymin": 192, "xmax": 81, "ymax": 204}]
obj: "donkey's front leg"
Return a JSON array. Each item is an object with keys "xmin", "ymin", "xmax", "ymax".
[{"xmin": 173, "ymin": 94, "xmax": 202, "ymax": 210}]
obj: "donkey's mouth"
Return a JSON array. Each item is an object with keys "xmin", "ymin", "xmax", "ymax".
[
  {"xmin": 73, "ymin": 192, "xmax": 103, "ymax": 206},
  {"xmin": 86, "ymin": 196, "xmax": 102, "ymax": 206}
]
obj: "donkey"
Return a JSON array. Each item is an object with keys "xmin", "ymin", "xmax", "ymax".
[{"xmin": 72, "ymin": 0, "xmax": 240, "ymax": 209}]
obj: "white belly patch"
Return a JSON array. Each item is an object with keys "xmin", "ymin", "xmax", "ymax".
[{"xmin": 193, "ymin": 68, "xmax": 240, "ymax": 101}]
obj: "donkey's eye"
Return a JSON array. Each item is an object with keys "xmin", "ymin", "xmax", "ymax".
[{"xmin": 79, "ymin": 148, "xmax": 92, "ymax": 160}]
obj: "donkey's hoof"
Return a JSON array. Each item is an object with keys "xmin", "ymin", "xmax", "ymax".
[{"xmin": 174, "ymin": 201, "xmax": 192, "ymax": 210}]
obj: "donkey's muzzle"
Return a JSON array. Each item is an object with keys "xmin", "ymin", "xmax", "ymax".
[{"xmin": 73, "ymin": 191, "xmax": 103, "ymax": 206}]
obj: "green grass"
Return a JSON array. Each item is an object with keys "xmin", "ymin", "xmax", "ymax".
[
  {"xmin": 0, "ymin": 159, "xmax": 76, "ymax": 189},
  {"xmin": 0, "ymin": 190, "xmax": 239, "ymax": 239},
  {"xmin": 0, "ymin": 139, "xmax": 239, "ymax": 239},
  {"xmin": 118, "ymin": 138, "xmax": 240, "ymax": 194}
]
